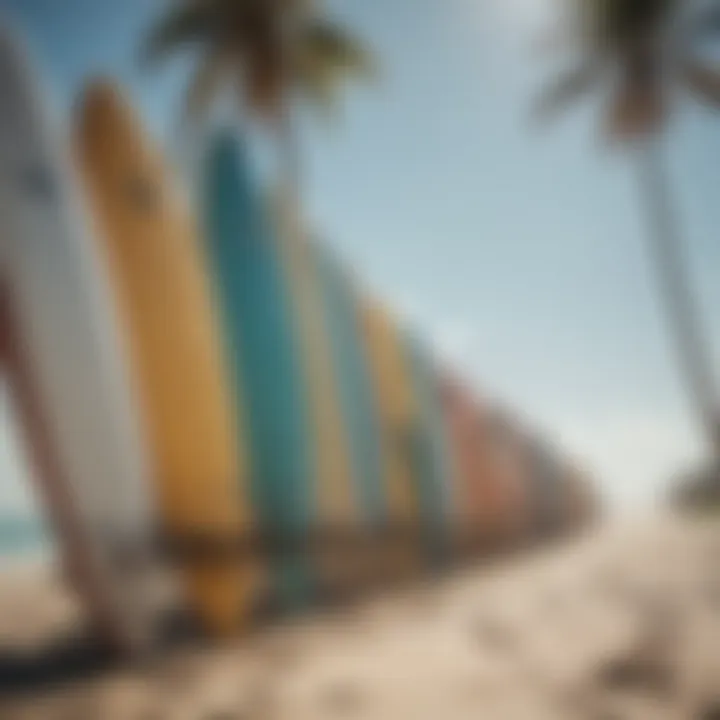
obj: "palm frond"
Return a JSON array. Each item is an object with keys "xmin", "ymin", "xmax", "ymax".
[
  {"xmin": 184, "ymin": 49, "xmax": 234, "ymax": 123},
  {"xmin": 685, "ymin": 3, "xmax": 720, "ymax": 43},
  {"xmin": 301, "ymin": 19, "xmax": 376, "ymax": 81},
  {"xmin": 579, "ymin": 0, "xmax": 677, "ymax": 51},
  {"xmin": 293, "ymin": 19, "xmax": 375, "ymax": 119},
  {"xmin": 142, "ymin": 0, "xmax": 223, "ymax": 66},
  {"xmin": 533, "ymin": 62, "xmax": 599, "ymax": 121},
  {"xmin": 606, "ymin": 74, "xmax": 665, "ymax": 140},
  {"xmin": 683, "ymin": 57, "xmax": 720, "ymax": 108},
  {"xmin": 297, "ymin": 63, "xmax": 341, "ymax": 119},
  {"xmin": 142, "ymin": 0, "xmax": 377, "ymax": 124},
  {"xmin": 243, "ymin": 44, "xmax": 285, "ymax": 117}
]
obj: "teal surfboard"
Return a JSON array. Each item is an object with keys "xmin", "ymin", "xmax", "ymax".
[
  {"xmin": 403, "ymin": 333, "xmax": 453, "ymax": 565},
  {"xmin": 201, "ymin": 131, "xmax": 316, "ymax": 609},
  {"xmin": 313, "ymin": 246, "xmax": 387, "ymax": 528}
]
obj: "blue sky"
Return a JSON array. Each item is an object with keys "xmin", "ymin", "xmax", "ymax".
[{"xmin": 2, "ymin": 0, "xmax": 720, "ymax": 515}]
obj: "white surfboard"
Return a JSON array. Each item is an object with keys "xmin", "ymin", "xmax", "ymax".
[{"xmin": 0, "ymin": 23, "xmax": 160, "ymax": 654}]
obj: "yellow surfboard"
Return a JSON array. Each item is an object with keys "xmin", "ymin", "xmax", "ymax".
[
  {"xmin": 272, "ymin": 200, "xmax": 358, "ymax": 593},
  {"xmin": 75, "ymin": 81, "xmax": 257, "ymax": 635},
  {"xmin": 359, "ymin": 300, "xmax": 420, "ymax": 577}
]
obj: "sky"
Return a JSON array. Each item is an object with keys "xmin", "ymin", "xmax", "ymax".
[{"xmin": 1, "ymin": 0, "xmax": 720, "ymax": 517}]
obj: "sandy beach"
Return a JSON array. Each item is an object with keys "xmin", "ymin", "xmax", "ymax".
[{"xmin": 1, "ymin": 513, "xmax": 719, "ymax": 719}]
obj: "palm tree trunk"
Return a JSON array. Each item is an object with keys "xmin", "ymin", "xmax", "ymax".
[{"xmin": 636, "ymin": 137, "xmax": 720, "ymax": 458}]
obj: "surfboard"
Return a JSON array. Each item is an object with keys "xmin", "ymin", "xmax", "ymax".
[
  {"xmin": 0, "ymin": 28, "xmax": 158, "ymax": 654},
  {"xmin": 201, "ymin": 132, "xmax": 315, "ymax": 610},
  {"xmin": 314, "ymin": 249, "xmax": 386, "ymax": 527},
  {"xmin": 402, "ymin": 333, "xmax": 453, "ymax": 566},
  {"xmin": 440, "ymin": 379, "xmax": 526, "ymax": 555},
  {"xmin": 75, "ymin": 81, "xmax": 257, "ymax": 636},
  {"xmin": 483, "ymin": 408, "xmax": 532, "ymax": 549},
  {"xmin": 523, "ymin": 435, "xmax": 564, "ymax": 540},
  {"xmin": 312, "ymin": 246, "xmax": 388, "ymax": 587},
  {"xmin": 271, "ymin": 204, "xmax": 358, "ymax": 596},
  {"xmin": 359, "ymin": 301, "xmax": 420, "ymax": 577},
  {"xmin": 439, "ymin": 377, "xmax": 490, "ymax": 554}
]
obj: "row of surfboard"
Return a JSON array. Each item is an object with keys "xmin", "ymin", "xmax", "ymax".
[{"xmin": 0, "ymin": 25, "xmax": 598, "ymax": 656}]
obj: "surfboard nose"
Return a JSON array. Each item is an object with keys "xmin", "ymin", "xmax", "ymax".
[
  {"xmin": 204, "ymin": 129, "xmax": 250, "ymax": 188},
  {"xmin": 78, "ymin": 78, "xmax": 124, "ymax": 120},
  {"xmin": 75, "ymin": 79, "xmax": 144, "ymax": 160}
]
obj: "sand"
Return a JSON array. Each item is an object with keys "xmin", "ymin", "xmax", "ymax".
[{"xmin": 1, "ymin": 512, "xmax": 720, "ymax": 719}]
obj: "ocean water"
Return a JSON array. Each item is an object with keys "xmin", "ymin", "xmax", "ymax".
[
  {"xmin": 0, "ymin": 515, "xmax": 49, "ymax": 559},
  {"xmin": 0, "ymin": 388, "xmax": 50, "ymax": 560}
]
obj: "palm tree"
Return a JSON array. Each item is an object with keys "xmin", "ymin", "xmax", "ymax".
[
  {"xmin": 535, "ymin": 0, "xmax": 720, "ymax": 458},
  {"xmin": 142, "ymin": 0, "xmax": 373, "ymax": 205}
]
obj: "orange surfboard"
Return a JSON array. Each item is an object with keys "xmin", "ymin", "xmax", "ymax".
[{"xmin": 75, "ymin": 81, "xmax": 257, "ymax": 635}]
